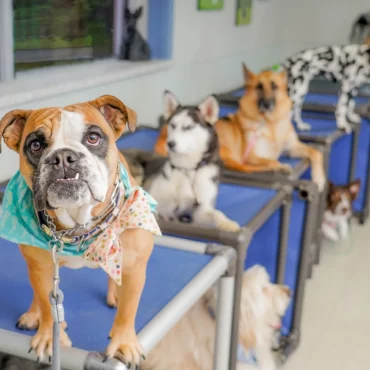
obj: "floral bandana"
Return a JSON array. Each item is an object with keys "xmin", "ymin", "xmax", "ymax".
[{"xmin": 0, "ymin": 163, "xmax": 161, "ymax": 285}]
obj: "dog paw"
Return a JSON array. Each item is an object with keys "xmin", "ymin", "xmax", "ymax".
[
  {"xmin": 29, "ymin": 323, "xmax": 71, "ymax": 361},
  {"xmin": 313, "ymin": 172, "xmax": 326, "ymax": 192},
  {"xmin": 271, "ymin": 163, "xmax": 292, "ymax": 173},
  {"xmin": 217, "ymin": 218, "xmax": 241, "ymax": 232},
  {"xmin": 106, "ymin": 329, "xmax": 144, "ymax": 369},
  {"xmin": 337, "ymin": 119, "xmax": 352, "ymax": 133},
  {"xmin": 347, "ymin": 112, "xmax": 361, "ymax": 124},
  {"xmin": 17, "ymin": 311, "xmax": 40, "ymax": 330},
  {"xmin": 297, "ymin": 121, "xmax": 311, "ymax": 131},
  {"xmin": 107, "ymin": 292, "xmax": 118, "ymax": 308}
]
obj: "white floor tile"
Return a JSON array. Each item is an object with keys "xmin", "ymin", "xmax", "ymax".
[{"xmin": 283, "ymin": 222, "xmax": 370, "ymax": 370}]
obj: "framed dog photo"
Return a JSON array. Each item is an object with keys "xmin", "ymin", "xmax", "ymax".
[
  {"xmin": 236, "ymin": 0, "xmax": 253, "ymax": 26},
  {"xmin": 198, "ymin": 0, "xmax": 224, "ymax": 11}
]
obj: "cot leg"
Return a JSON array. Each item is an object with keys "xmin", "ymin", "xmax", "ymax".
[{"xmin": 213, "ymin": 275, "xmax": 235, "ymax": 370}]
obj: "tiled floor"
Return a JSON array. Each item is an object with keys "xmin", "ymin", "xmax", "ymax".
[{"xmin": 284, "ymin": 221, "xmax": 370, "ymax": 370}]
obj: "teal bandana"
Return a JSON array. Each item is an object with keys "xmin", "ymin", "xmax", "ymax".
[{"xmin": 0, "ymin": 163, "xmax": 158, "ymax": 257}]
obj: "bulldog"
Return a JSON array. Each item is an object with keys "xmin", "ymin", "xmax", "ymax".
[{"xmin": 0, "ymin": 95, "xmax": 160, "ymax": 367}]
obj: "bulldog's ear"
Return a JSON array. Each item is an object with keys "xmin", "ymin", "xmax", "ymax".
[
  {"xmin": 242, "ymin": 63, "xmax": 255, "ymax": 84},
  {"xmin": 163, "ymin": 90, "xmax": 180, "ymax": 120},
  {"xmin": 198, "ymin": 95, "xmax": 219, "ymax": 125},
  {"xmin": 0, "ymin": 109, "xmax": 32, "ymax": 153},
  {"xmin": 89, "ymin": 95, "xmax": 137, "ymax": 138}
]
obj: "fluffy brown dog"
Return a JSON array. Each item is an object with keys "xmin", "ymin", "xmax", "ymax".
[
  {"xmin": 155, "ymin": 65, "xmax": 325, "ymax": 191},
  {"xmin": 0, "ymin": 96, "xmax": 155, "ymax": 367},
  {"xmin": 141, "ymin": 265, "xmax": 291, "ymax": 370}
]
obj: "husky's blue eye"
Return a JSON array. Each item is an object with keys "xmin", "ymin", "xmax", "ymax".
[{"xmin": 183, "ymin": 125, "xmax": 194, "ymax": 131}]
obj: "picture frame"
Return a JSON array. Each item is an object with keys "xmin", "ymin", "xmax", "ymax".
[
  {"xmin": 236, "ymin": 0, "xmax": 252, "ymax": 26},
  {"xmin": 198, "ymin": 0, "xmax": 224, "ymax": 11}
]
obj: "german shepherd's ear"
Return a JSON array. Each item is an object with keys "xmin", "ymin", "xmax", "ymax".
[
  {"xmin": 0, "ymin": 109, "xmax": 32, "ymax": 153},
  {"xmin": 348, "ymin": 179, "xmax": 361, "ymax": 200},
  {"xmin": 198, "ymin": 95, "xmax": 219, "ymax": 125},
  {"xmin": 163, "ymin": 90, "xmax": 181, "ymax": 120},
  {"xmin": 278, "ymin": 67, "xmax": 288, "ymax": 85},
  {"xmin": 242, "ymin": 63, "xmax": 255, "ymax": 84}
]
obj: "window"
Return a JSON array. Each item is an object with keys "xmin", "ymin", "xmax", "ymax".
[
  {"xmin": 0, "ymin": 0, "xmax": 174, "ymax": 84},
  {"xmin": 13, "ymin": 0, "xmax": 114, "ymax": 71}
]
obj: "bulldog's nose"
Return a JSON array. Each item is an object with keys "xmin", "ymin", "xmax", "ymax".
[
  {"xmin": 49, "ymin": 149, "xmax": 79, "ymax": 169},
  {"xmin": 167, "ymin": 141, "xmax": 176, "ymax": 150}
]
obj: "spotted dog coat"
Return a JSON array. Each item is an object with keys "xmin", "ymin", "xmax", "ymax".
[
  {"xmin": 145, "ymin": 92, "xmax": 240, "ymax": 232},
  {"xmin": 284, "ymin": 44, "xmax": 370, "ymax": 132}
]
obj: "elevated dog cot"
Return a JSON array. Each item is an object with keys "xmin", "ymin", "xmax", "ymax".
[
  {"xmin": 300, "ymin": 92, "xmax": 370, "ymax": 224},
  {"xmin": 0, "ymin": 161, "xmax": 292, "ymax": 370},
  {"xmin": 0, "ymin": 233, "xmax": 236, "ymax": 370},
  {"xmin": 216, "ymin": 88, "xmax": 360, "ymax": 259},
  {"xmin": 116, "ymin": 126, "xmax": 315, "ymax": 368}
]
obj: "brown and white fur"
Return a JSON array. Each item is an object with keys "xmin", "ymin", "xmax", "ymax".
[
  {"xmin": 155, "ymin": 65, "xmax": 326, "ymax": 192},
  {"xmin": 141, "ymin": 265, "xmax": 291, "ymax": 370},
  {"xmin": 322, "ymin": 180, "xmax": 361, "ymax": 241},
  {"xmin": 0, "ymin": 95, "xmax": 154, "ymax": 367}
]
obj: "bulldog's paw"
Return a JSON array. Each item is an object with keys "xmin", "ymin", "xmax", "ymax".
[
  {"xmin": 106, "ymin": 291, "xmax": 118, "ymax": 309},
  {"xmin": 106, "ymin": 329, "xmax": 144, "ymax": 369},
  {"xmin": 17, "ymin": 311, "xmax": 40, "ymax": 330},
  {"xmin": 29, "ymin": 323, "xmax": 71, "ymax": 361},
  {"xmin": 337, "ymin": 118, "xmax": 352, "ymax": 133}
]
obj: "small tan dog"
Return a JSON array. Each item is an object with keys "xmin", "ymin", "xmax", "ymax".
[
  {"xmin": 141, "ymin": 265, "xmax": 291, "ymax": 370},
  {"xmin": 0, "ymin": 96, "xmax": 158, "ymax": 367},
  {"xmin": 155, "ymin": 66, "xmax": 326, "ymax": 191}
]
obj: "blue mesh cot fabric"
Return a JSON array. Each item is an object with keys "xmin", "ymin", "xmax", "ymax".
[{"xmin": 0, "ymin": 239, "xmax": 212, "ymax": 352}]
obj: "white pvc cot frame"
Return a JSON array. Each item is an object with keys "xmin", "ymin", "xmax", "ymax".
[{"xmin": 0, "ymin": 236, "xmax": 236, "ymax": 370}]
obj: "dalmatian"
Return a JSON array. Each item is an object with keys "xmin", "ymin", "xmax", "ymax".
[{"xmin": 283, "ymin": 44, "xmax": 370, "ymax": 132}]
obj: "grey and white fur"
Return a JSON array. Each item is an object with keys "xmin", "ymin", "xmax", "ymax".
[
  {"xmin": 144, "ymin": 91, "xmax": 240, "ymax": 232},
  {"xmin": 284, "ymin": 44, "xmax": 370, "ymax": 132}
]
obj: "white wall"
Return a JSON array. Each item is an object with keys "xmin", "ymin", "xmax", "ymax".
[
  {"xmin": 279, "ymin": 0, "xmax": 370, "ymax": 55},
  {"xmin": 1, "ymin": 1, "xmax": 369, "ymax": 181}
]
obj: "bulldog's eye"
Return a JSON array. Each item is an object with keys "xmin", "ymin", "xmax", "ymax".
[
  {"xmin": 86, "ymin": 132, "xmax": 101, "ymax": 146},
  {"xmin": 30, "ymin": 140, "xmax": 42, "ymax": 153}
]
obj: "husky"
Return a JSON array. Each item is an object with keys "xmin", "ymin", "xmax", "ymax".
[{"xmin": 144, "ymin": 91, "xmax": 240, "ymax": 232}]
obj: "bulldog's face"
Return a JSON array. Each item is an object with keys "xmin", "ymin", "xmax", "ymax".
[{"xmin": 0, "ymin": 95, "xmax": 137, "ymax": 216}]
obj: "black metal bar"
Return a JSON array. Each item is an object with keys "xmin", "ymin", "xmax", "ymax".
[
  {"xmin": 276, "ymin": 192, "xmax": 292, "ymax": 285},
  {"xmin": 280, "ymin": 183, "xmax": 319, "ymax": 362},
  {"xmin": 228, "ymin": 229, "xmax": 252, "ymax": 370}
]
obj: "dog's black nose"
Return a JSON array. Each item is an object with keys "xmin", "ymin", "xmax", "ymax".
[
  {"xmin": 167, "ymin": 141, "xmax": 176, "ymax": 150},
  {"xmin": 259, "ymin": 99, "xmax": 275, "ymax": 112},
  {"xmin": 49, "ymin": 149, "xmax": 79, "ymax": 169}
]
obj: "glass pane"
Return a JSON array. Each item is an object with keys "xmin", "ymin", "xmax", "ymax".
[{"xmin": 13, "ymin": 0, "xmax": 114, "ymax": 71}]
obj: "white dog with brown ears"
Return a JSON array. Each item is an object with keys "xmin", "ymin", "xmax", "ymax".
[{"xmin": 142, "ymin": 265, "xmax": 291, "ymax": 370}]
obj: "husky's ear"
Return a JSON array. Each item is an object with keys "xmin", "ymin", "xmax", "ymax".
[
  {"xmin": 242, "ymin": 63, "xmax": 255, "ymax": 84},
  {"xmin": 198, "ymin": 95, "xmax": 219, "ymax": 125},
  {"xmin": 163, "ymin": 90, "xmax": 181, "ymax": 120},
  {"xmin": 348, "ymin": 179, "xmax": 361, "ymax": 200}
]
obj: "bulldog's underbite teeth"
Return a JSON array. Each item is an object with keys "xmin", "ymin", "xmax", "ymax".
[{"xmin": 56, "ymin": 173, "xmax": 80, "ymax": 182}]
